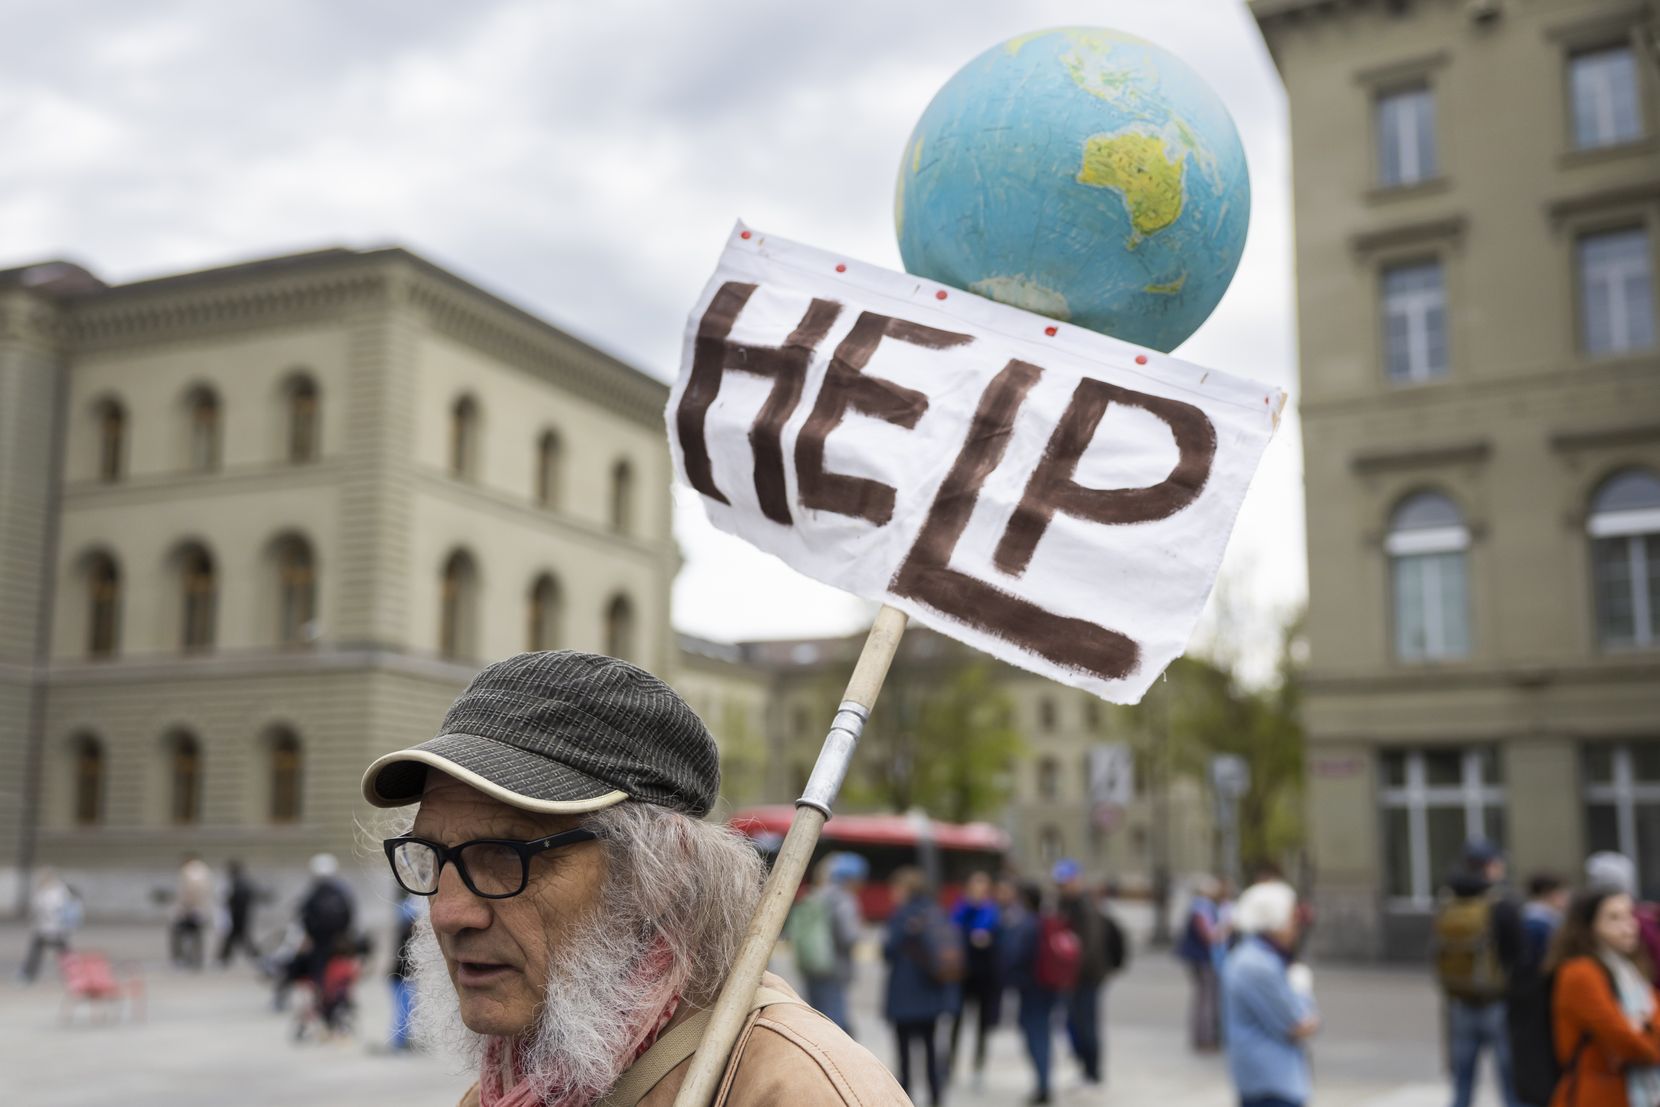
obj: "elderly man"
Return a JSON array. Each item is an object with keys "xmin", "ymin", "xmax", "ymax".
[{"xmin": 362, "ymin": 651, "xmax": 910, "ymax": 1107}]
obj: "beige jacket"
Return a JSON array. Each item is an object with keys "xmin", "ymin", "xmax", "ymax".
[{"xmin": 456, "ymin": 974, "xmax": 911, "ymax": 1107}]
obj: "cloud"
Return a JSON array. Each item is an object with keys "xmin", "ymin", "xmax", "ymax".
[{"xmin": 6, "ymin": 0, "xmax": 1305, "ymax": 653}]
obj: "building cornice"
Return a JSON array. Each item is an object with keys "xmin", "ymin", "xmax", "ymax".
[
  {"xmin": 1350, "ymin": 438, "xmax": 1490, "ymax": 474},
  {"xmin": 1301, "ymin": 653, "xmax": 1660, "ymax": 695},
  {"xmin": 56, "ymin": 246, "xmax": 670, "ymax": 431},
  {"xmin": 1349, "ymin": 214, "xmax": 1468, "ymax": 257},
  {"xmin": 397, "ymin": 254, "xmax": 667, "ymax": 430},
  {"xmin": 1550, "ymin": 421, "xmax": 1660, "ymax": 452}
]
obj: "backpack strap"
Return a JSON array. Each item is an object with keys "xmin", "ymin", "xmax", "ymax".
[{"xmin": 597, "ymin": 985, "xmax": 798, "ymax": 1107}]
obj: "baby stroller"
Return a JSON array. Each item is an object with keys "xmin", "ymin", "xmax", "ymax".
[{"xmin": 291, "ymin": 932, "xmax": 371, "ymax": 1042}]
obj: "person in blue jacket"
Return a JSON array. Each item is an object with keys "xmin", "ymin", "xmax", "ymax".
[
  {"xmin": 883, "ymin": 865, "xmax": 956, "ymax": 1107},
  {"xmin": 947, "ymin": 870, "xmax": 1002, "ymax": 1090},
  {"xmin": 1221, "ymin": 881, "xmax": 1319, "ymax": 1107}
]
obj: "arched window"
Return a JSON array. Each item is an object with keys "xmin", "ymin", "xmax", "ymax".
[
  {"xmin": 1589, "ymin": 468, "xmax": 1660, "ymax": 650},
  {"xmin": 267, "ymin": 728, "xmax": 302, "ymax": 824},
  {"xmin": 536, "ymin": 430, "xmax": 562, "ymax": 508},
  {"xmin": 1038, "ymin": 756, "xmax": 1060, "ymax": 801},
  {"xmin": 439, "ymin": 549, "xmax": 479, "ymax": 659},
  {"xmin": 178, "ymin": 544, "xmax": 217, "ymax": 652},
  {"xmin": 86, "ymin": 551, "xmax": 120, "ymax": 659},
  {"xmin": 605, "ymin": 593, "xmax": 636, "ymax": 660},
  {"xmin": 450, "ymin": 396, "xmax": 478, "ymax": 480},
  {"xmin": 274, "ymin": 535, "xmax": 317, "ymax": 647},
  {"xmin": 1038, "ymin": 826, "xmax": 1064, "ymax": 867},
  {"xmin": 73, "ymin": 734, "xmax": 104, "ymax": 826},
  {"xmin": 95, "ymin": 398, "xmax": 126, "ymax": 483},
  {"xmin": 1386, "ymin": 491, "xmax": 1470, "ymax": 662},
  {"xmin": 168, "ymin": 731, "xmax": 202, "ymax": 824},
  {"xmin": 185, "ymin": 386, "xmax": 221, "ymax": 473},
  {"xmin": 286, "ymin": 376, "xmax": 320, "ymax": 464},
  {"xmin": 527, "ymin": 573, "xmax": 561, "ymax": 652},
  {"xmin": 610, "ymin": 459, "xmax": 634, "ymax": 534}
]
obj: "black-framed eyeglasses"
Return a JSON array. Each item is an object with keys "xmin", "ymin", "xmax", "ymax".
[{"xmin": 383, "ymin": 827, "xmax": 604, "ymax": 900}]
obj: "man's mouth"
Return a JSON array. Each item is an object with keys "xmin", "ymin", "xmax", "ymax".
[{"xmin": 454, "ymin": 959, "xmax": 516, "ymax": 987}]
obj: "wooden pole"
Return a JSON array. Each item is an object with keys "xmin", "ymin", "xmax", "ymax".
[{"xmin": 671, "ymin": 604, "xmax": 909, "ymax": 1107}]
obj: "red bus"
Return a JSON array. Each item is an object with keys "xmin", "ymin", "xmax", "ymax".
[{"xmin": 729, "ymin": 806, "xmax": 1010, "ymax": 922}]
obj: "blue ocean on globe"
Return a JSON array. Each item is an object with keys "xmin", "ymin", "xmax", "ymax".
[{"xmin": 895, "ymin": 27, "xmax": 1251, "ymax": 353}]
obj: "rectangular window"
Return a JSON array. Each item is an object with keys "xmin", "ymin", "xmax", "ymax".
[
  {"xmin": 1584, "ymin": 743, "xmax": 1660, "ymax": 900},
  {"xmin": 1381, "ymin": 746, "xmax": 1505, "ymax": 906},
  {"xmin": 1383, "ymin": 261, "xmax": 1448, "ymax": 382},
  {"xmin": 1580, "ymin": 227, "xmax": 1657, "ymax": 356},
  {"xmin": 1393, "ymin": 550, "xmax": 1471, "ymax": 661},
  {"xmin": 1571, "ymin": 45, "xmax": 1644, "ymax": 149},
  {"xmin": 1377, "ymin": 85, "xmax": 1437, "ymax": 187},
  {"xmin": 1593, "ymin": 534, "xmax": 1660, "ymax": 648}
]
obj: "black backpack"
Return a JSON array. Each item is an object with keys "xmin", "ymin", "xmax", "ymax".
[
  {"xmin": 1102, "ymin": 912, "xmax": 1130, "ymax": 976},
  {"xmin": 302, "ymin": 881, "xmax": 353, "ymax": 937},
  {"xmin": 1510, "ymin": 960, "xmax": 1616, "ymax": 1106}
]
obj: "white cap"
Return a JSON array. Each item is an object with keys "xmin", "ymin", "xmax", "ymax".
[
  {"xmin": 1234, "ymin": 881, "xmax": 1298, "ymax": 936},
  {"xmin": 1587, "ymin": 851, "xmax": 1637, "ymax": 895},
  {"xmin": 309, "ymin": 853, "xmax": 339, "ymax": 878}
]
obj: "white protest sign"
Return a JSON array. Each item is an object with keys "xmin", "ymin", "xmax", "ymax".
[{"xmin": 669, "ymin": 224, "xmax": 1284, "ymax": 704}]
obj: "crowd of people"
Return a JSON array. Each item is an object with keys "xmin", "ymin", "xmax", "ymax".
[
  {"xmin": 787, "ymin": 854, "xmax": 1131, "ymax": 1106},
  {"xmin": 1433, "ymin": 840, "xmax": 1660, "ymax": 1107},
  {"xmin": 21, "ymin": 850, "xmax": 422, "ymax": 1052}
]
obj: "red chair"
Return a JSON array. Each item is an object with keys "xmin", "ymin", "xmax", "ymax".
[{"xmin": 58, "ymin": 951, "xmax": 145, "ymax": 1024}]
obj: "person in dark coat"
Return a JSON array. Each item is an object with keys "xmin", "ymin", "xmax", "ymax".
[
  {"xmin": 1003, "ymin": 881, "xmax": 1059, "ymax": 1106},
  {"xmin": 297, "ymin": 853, "xmax": 355, "ymax": 998},
  {"xmin": 1055, "ymin": 859, "xmax": 1109, "ymax": 1087},
  {"xmin": 218, "ymin": 859, "xmax": 260, "ymax": 967},
  {"xmin": 883, "ymin": 865, "xmax": 955, "ymax": 1107}
]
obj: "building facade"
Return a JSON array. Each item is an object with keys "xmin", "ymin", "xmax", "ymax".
[
  {"xmin": 0, "ymin": 247, "xmax": 677, "ymax": 917},
  {"xmin": 1255, "ymin": 0, "xmax": 1660, "ymax": 957},
  {"xmin": 679, "ymin": 626, "xmax": 1215, "ymax": 893}
]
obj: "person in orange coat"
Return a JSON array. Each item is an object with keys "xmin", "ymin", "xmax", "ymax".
[{"xmin": 1548, "ymin": 887, "xmax": 1660, "ymax": 1107}]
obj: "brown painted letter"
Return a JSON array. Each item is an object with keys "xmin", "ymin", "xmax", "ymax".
[
  {"xmin": 993, "ymin": 379, "xmax": 1218, "ymax": 577},
  {"xmin": 675, "ymin": 281, "xmax": 843, "ymax": 525},
  {"xmin": 795, "ymin": 312, "xmax": 973, "ymax": 525},
  {"xmin": 890, "ymin": 360, "xmax": 1143, "ymax": 683}
]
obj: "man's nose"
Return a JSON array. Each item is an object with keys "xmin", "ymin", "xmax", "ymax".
[{"xmin": 428, "ymin": 862, "xmax": 492, "ymax": 934}]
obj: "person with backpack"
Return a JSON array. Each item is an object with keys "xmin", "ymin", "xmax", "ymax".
[
  {"xmin": 1003, "ymin": 881, "xmax": 1076, "ymax": 1105},
  {"xmin": 297, "ymin": 852, "xmax": 355, "ymax": 1003},
  {"xmin": 1179, "ymin": 874, "xmax": 1226, "ymax": 1052},
  {"xmin": 788, "ymin": 852, "xmax": 867, "ymax": 1036},
  {"xmin": 882, "ymin": 865, "xmax": 959, "ymax": 1106},
  {"xmin": 1512, "ymin": 874, "xmax": 1572, "ymax": 1106},
  {"xmin": 1435, "ymin": 838, "xmax": 1525, "ymax": 1107},
  {"xmin": 1544, "ymin": 886, "xmax": 1660, "ymax": 1107},
  {"xmin": 1054, "ymin": 859, "xmax": 1109, "ymax": 1088},
  {"xmin": 1221, "ymin": 881, "xmax": 1319, "ymax": 1107},
  {"xmin": 946, "ymin": 870, "xmax": 1003, "ymax": 1092}
]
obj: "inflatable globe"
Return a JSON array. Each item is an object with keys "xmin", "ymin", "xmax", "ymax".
[{"xmin": 895, "ymin": 27, "xmax": 1250, "ymax": 352}]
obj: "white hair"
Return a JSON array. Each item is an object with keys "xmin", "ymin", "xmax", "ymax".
[
  {"xmin": 406, "ymin": 801, "xmax": 765, "ymax": 1101},
  {"xmin": 1587, "ymin": 851, "xmax": 1637, "ymax": 895},
  {"xmin": 1233, "ymin": 880, "xmax": 1298, "ymax": 936}
]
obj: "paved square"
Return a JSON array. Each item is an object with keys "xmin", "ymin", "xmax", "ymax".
[{"xmin": 1, "ymin": 921, "xmax": 1502, "ymax": 1106}]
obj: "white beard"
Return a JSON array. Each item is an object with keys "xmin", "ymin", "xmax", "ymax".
[{"xmin": 405, "ymin": 905, "xmax": 677, "ymax": 1103}]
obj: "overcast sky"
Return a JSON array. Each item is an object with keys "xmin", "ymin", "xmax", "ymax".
[{"xmin": 5, "ymin": 0, "xmax": 1305, "ymax": 662}]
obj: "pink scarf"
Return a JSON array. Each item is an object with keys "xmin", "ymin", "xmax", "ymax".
[{"xmin": 479, "ymin": 942, "xmax": 681, "ymax": 1107}]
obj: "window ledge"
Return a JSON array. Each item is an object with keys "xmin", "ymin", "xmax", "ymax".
[
  {"xmin": 1559, "ymin": 135, "xmax": 1660, "ymax": 169},
  {"xmin": 1366, "ymin": 176, "xmax": 1452, "ymax": 205}
]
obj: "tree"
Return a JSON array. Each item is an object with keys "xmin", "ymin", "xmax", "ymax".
[
  {"xmin": 1118, "ymin": 609, "xmax": 1307, "ymax": 874},
  {"xmin": 845, "ymin": 655, "xmax": 1024, "ymax": 821}
]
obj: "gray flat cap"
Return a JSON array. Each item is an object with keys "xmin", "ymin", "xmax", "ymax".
[{"xmin": 361, "ymin": 651, "xmax": 720, "ymax": 818}]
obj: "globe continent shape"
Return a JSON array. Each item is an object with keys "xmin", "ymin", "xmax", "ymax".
[{"xmin": 895, "ymin": 27, "xmax": 1250, "ymax": 353}]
